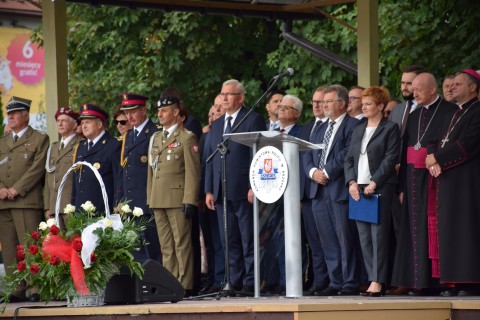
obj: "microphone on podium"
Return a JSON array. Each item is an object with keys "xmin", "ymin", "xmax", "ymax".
[{"xmin": 273, "ymin": 68, "xmax": 294, "ymax": 80}]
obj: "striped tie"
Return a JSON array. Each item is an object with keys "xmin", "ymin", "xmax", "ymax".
[{"xmin": 318, "ymin": 121, "xmax": 335, "ymax": 169}]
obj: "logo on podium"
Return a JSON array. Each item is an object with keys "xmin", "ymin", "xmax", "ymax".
[{"xmin": 250, "ymin": 146, "xmax": 288, "ymax": 203}]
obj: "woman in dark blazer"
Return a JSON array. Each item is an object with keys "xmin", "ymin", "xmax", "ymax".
[{"xmin": 344, "ymin": 86, "xmax": 400, "ymax": 296}]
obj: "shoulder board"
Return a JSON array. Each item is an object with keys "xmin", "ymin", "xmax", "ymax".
[
  {"xmin": 156, "ymin": 124, "xmax": 163, "ymax": 130},
  {"xmin": 184, "ymin": 129, "xmax": 193, "ymax": 135},
  {"xmin": 116, "ymin": 136, "xmax": 123, "ymax": 142}
]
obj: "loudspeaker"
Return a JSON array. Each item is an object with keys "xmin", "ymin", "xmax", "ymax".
[{"xmin": 104, "ymin": 259, "xmax": 185, "ymax": 304}]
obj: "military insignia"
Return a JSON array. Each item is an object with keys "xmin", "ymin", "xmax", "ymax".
[
  {"xmin": 83, "ymin": 104, "xmax": 88, "ymax": 111},
  {"xmin": 60, "ymin": 107, "xmax": 65, "ymax": 113},
  {"xmin": 24, "ymin": 143, "xmax": 32, "ymax": 146},
  {"xmin": 192, "ymin": 144, "xmax": 199, "ymax": 153},
  {"xmin": 156, "ymin": 125, "xmax": 162, "ymax": 130},
  {"xmin": 169, "ymin": 142, "xmax": 181, "ymax": 148},
  {"xmin": 93, "ymin": 162, "xmax": 101, "ymax": 169},
  {"xmin": 140, "ymin": 155, "xmax": 148, "ymax": 163},
  {"xmin": 174, "ymin": 155, "xmax": 180, "ymax": 160},
  {"xmin": 167, "ymin": 149, "xmax": 172, "ymax": 154},
  {"xmin": 102, "ymin": 139, "xmax": 106, "ymax": 144},
  {"xmin": 145, "ymin": 129, "xmax": 149, "ymax": 134},
  {"xmin": 123, "ymin": 94, "xmax": 128, "ymax": 100},
  {"xmin": 167, "ymin": 155, "xmax": 171, "ymax": 161}
]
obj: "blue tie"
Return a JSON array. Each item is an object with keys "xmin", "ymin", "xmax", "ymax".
[
  {"xmin": 224, "ymin": 116, "xmax": 233, "ymax": 134},
  {"xmin": 319, "ymin": 121, "xmax": 335, "ymax": 169},
  {"xmin": 88, "ymin": 141, "xmax": 93, "ymax": 151}
]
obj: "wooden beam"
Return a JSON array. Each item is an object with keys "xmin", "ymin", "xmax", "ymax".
[
  {"xmin": 284, "ymin": 0, "xmax": 356, "ymax": 12},
  {"xmin": 357, "ymin": 0, "xmax": 379, "ymax": 86}
]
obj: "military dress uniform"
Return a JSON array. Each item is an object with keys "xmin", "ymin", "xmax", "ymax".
[
  {"xmin": 147, "ymin": 124, "xmax": 200, "ymax": 290},
  {"xmin": 0, "ymin": 97, "xmax": 49, "ymax": 299},
  {"xmin": 72, "ymin": 104, "xmax": 121, "ymax": 213},
  {"xmin": 117, "ymin": 93, "xmax": 162, "ymax": 262}
]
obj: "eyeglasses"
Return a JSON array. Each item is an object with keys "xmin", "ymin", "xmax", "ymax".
[
  {"xmin": 311, "ymin": 100, "xmax": 325, "ymax": 105},
  {"xmin": 219, "ymin": 92, "xmax": 241, "ymax": 98},
  {"xmin": 114, "ymin": 120, "xmax": 128, "ymax": 125},
  {"xmin": 278, "ymin": 105, "xmax": 298, "ymax": 112},
  {"xmin": 324, "ymin": 99, "xmax": 342, "ymax": 105},
  {"xmin": 349, "ymin": 96, "xmax": 361, "ymax": 102}
]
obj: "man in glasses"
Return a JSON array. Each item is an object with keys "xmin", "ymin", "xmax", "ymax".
[
  {"xmin": 117, "ymin": 93, "xmax": 162, "ymax": 262},
  {"xmin": 347, "ymin": 86, "xmax": 365, "ymax": 120}
]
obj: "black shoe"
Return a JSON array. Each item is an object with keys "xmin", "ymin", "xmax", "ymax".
[
  {"xmin": 315, "ymin": 286, "xmax": 339, "ymax": 296},
  {"xmin": 304, "ymin": 285, "xmax": 325, "ymax": 296},
  {"xmin": 407, "ymin": 289, "xmax": 425, "ymax": 296},
  {"xmin": 338, "ymin": 286, "xmax": 360, "ymax": 296},
  {"xmin": 28, "ymin": 293, "xmax": 40, "ymax": 302},
  {"xmin": 198, "ymin": 284, "xmax": 213, "ymax": 295},
  {"xmin": 440, "ymin": 289, "xmax": 458, "ymax": 297},
  {"xmin": 7, "ymin": 295, "xmax": 26, "ymax": 303},
  {"xmin": 237, "ymin": 285, "xmax": 254, "ymax": 297},
  {"xmin": 457, "ymin": 289, "xmax": 479, "ymax": 297}
]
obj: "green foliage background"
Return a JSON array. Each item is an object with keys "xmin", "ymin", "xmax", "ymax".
[{"xmin": 33, "ymin": 0, "xmax": 480, "ymax": 128}]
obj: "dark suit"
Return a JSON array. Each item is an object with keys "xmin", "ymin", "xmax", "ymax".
[
  {"xmin": 204, "ymin": 106, "xmax": 265, "ymax": 289},
  {"xmin": 303, "ymin": 114, "xmax": 359, "ymax": 290},
  {"xmin": 118, "ymin": 119, "xmax": 161, "ymax": 262},
  {"xmin": 344, "ymin": 118, "xmax": 399, "ymax": 283},
  {"xmin": 73, "ymin": 131, "xmax": 121, "ymax": 213}
]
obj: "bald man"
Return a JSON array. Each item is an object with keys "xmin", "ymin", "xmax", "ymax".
[{"xmin": 391, "ymin": 73, "xmax": 457, "ymax": 295}]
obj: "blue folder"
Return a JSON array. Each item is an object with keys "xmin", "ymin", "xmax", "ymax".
[{"xmin": 348, "ymin": 194, "xmax": 380, "ymax": 224}]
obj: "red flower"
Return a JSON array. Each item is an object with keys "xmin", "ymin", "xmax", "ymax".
[
  {"xmin": 50, "ymin": 256, "xmax": 60, "ymax": 266},
  {"xmin": 29, "ymin": 244, "xmax": 39, "ymax": 255},
  {"xmin": 30, "ymin": 264, "xmax": 40, "ymax": 274},
  {"xmin": 50, "ymin": 225, "xmax": 60, "ymax": 235},
  {"xmin": 90, "ymin": 253, "xmax": 97, "ymax": 263},
  {"xmin": 31, "ymin": 230, "xmax": 41, "ymax": 241},
  {"xmin": 16, "ymin": 246, "xmax": 26, "ymax": 261},
  {"xmin": 17, "ymin": 261, "xmax": 26, "ymax": 271},
  {"xmin": 72, "ymin": 238, "xmax": 83, "ymax": 252}
]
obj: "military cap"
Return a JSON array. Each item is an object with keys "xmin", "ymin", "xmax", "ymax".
[
  {"xmin": 55, "ymin": 107, "xmax": 80, "ymax": 121},
  {"xmin": 157, "ymin": 96, "xmax": 180, "ymax": 109},
  {"xmin": 6, "ymin": 96, "xmax": 31, "ymax": 113},
  {"xmin": 119, "ymin": 93, "xmax": 148, "ymax": 110},
  {"xmin": 78, "ymin": 103, "xmax": 108, "ymax": 122}
]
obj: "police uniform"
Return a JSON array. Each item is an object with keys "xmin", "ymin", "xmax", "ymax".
[
  {"xmin": 147, "ymin": 97, "xmax": 200, "ymax": 290},
  {"xmin": 0, "ymin": 96, "xmax": 49, "ymax": 299},
  {"xmin": 117, "ymin": 93, "xmax": 161, "ymax": 262},
  {"xmin": 72, "ymin": 104, "xmax": 121, "ymax": 213},
  {"xmin": 44, "ymin": 108, "xmax": 82, "ymax": 227}
]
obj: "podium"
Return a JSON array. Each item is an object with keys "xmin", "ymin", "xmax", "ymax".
[{"xmin": 225, "ymin": 131, "xmax": 321, "ymax": 298}]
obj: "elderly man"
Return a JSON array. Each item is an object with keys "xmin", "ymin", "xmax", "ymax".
[
  {"xmin": 72, "ymin": 104, "xmax": 121, "ymax": 213},
  {"xmin": 147, "ymin": 96, "xmax": 200, "ymax": 295},
  {"xmin": 205, "ymin": 79, "xmax": 265, "ymax": 295},
  {"xmin": 117, "ymin": 93, "xmax": 161, "ymax": 262},
  {"xmin": 392, "ymin": 73, "xmax": 457, "ymax": 296},
  {"xmin": 0, "ymin": 96, "xmax": 49, "ymax": 301},
  {"xmin": 426, "ymin": 70, "xmax": 480, "ymax": 296},
  {"xmin": 44, "ymin": 107, "xmax": 82, "ymax": 226}
]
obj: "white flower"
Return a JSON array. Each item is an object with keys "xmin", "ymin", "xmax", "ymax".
[
  {"xmin": 81, "ymin": 201, "xmax": 96, "ymax": 213},
  {"xmin": 132, "ymin": 207, "xmax": 144, "ymax": 217},
  {"xmin": 64, "ymin": 204, "xmax": 76, "ymax": 215},
  {"xmin": 39, "ymin": 221, "xmax": 48, "ymax": 231},
  {"xmin": 46, "ymin": 218, "xmax": 57, "ymax": 228},
  {"xmin": 121, "ymin": 204, "xmax": 132, "ymax": 214},
  {"xmin": 102, "ymin": 218, "xmax": 113, "ymax": 228}
]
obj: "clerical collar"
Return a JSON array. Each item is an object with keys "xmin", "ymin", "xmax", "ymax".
[
  {"xmin": 134, "ymin": 118, "xmax": 149, "ymax": 134},
  {"xmin": 422, "ymin": 95, "xmax": 440, "ymax": 110},
  {"xmin": 457, "ymin": 97, "xmax": 478, "ymax": 110}
]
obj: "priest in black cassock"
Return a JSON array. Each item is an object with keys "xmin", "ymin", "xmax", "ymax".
[
  {"xmin": 391, "ymin": 73, "xmax": 457, "ymax": 295},
  {"xmin": 426, "ymin": 70, "xmax": 480, "ymax": 296}
]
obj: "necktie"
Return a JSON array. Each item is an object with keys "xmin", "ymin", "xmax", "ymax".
[
  {"xmin": 400, "ymin": 100, "xmax": 412, "ymax": 136},
  {"xmin": 13, "ymin": 135, "xmax": 18, "ymax": 142},
  {"xmin": 60, "ymin": 142, "xmax": 65, "ymax": 150},
  {"xmin": 318, "ymin": 121, "xmax": 335, "ymax": 169},
  {"xmin": 310, "ymin": 120, "xmax": 321, "ymax": 139},
  {"xmin": 224, "ymin": 116, "xmax": 233, "ymax": 134},
  {"xmin": 162, "ymin": 130, "xmax": 169, "ymax": 145},
  {"xmin": 133, "ymin": 129, "xmax": 139, "ymax": 142},
  {"xmin": 279, "ymin": 128, "xmax": 286, "ymax": 133},
  {"xmin": 88, "ymin": 141, "xmax": 93, "ymax": 151}
]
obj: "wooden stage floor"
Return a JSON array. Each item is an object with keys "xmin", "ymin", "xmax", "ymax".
[{"xmin": 2, "ymin": 295, "xmax": 480, "ymax": 320}]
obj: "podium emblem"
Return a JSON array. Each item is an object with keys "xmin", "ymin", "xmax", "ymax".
[{"xmin": 264, "ymin": 159, "xmax": 273, "ymax": 174}]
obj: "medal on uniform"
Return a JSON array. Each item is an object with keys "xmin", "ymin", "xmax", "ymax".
[
  {"xmin": 140, "ymin": 155, "xmax": 148, "ymax": 163},
  {"xmin": 167, "ymin": 155, "xmax": 171, "ymax": 161},
  {"xmin": 93, "ymin": 162, "xmax": 101, "ymax": 169},
  {"xmin": 167, "ymin": 149, "xmax": 172, "ymax": 154},
  {"xmin": 24, "ymin": 154, "xmax": 28, "ymax": 159},
  {"xmin": 174, "ymin": 155, "xmax": 180, "ymax": 160}
]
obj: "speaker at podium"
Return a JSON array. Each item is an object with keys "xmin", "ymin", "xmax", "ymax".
[{"xmin": 104, "ymin": 259, "xmax": 185, "ymax": 304}]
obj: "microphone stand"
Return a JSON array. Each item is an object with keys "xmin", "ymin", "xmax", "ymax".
[{"xmin": 196, "ymin": 76, "xmax": 285, "ymax": 300}]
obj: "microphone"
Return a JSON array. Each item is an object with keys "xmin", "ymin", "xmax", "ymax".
[{"xmin": 273, "ymin": 68, "xmax": 294, "ymax": 80}]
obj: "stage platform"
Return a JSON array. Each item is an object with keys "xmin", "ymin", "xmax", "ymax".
[{"xmin": 2, "ymin": 295, "xmax": 480, "ymax": 320}]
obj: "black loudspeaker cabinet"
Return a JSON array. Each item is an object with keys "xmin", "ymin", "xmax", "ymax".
[{"xmin": 104, "ymin": 259, "xmax": 185, "ymax": 304}]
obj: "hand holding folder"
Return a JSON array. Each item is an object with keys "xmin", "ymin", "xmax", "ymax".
[{"xmin": 348, "ymin": 193, "xmax": 380, "ymax": 224}]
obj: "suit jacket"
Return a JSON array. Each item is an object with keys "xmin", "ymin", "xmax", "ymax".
[
  {"xmin": 147, "ymin": 127, "xmax": 200, "ymax": 208},
  {"xmin": 344, "ymin": 118, "xmax": 400, "ymax": 188},
  {"xmin": 0, "ymin": 126, "xmax": 49, "ymax": 209},
  {"xmin": 44, "ymin": 135, "xmax": 83, "ymax": 213},
  {"xmin": 72, "ymin": 131, "xmax": 121, "ymax": 213},
  {"xmin": 205, "ymin": 106, "xmax": 266, "ymax": 202},
  {"xmin": 389, "ymin": 101, "xmax": 406, "ymax": 130},
  {"xmin": 118, "ymin": 119, "xmax": 159, "ymax": 211},
  {"xmin": 303, "ymin": 115, "xmax": 359, "ymax": 202}
]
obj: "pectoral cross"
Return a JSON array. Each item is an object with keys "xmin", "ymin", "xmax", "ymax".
[{"xmin": 441, "ymin": 137, "xmax": 449, "ymax": 148}]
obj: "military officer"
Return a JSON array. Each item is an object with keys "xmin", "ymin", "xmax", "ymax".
[
  {"xmin": 0, "ymin": 96, "xmax": 49, "ymax": 301},
  {"xmin": 44, "ymin": 107, "xmax": 82, "ymax": 227},
  {"xmin": 117, "ymin": 93, "xmax": 161, "ymax": 262},
  {"xmin": 147, "ymin": 97, "xmax": 200, "ymax": 293},
  {"xmin": 72, "ymin": 104, "xmax": 120, "ymax": 213}
]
